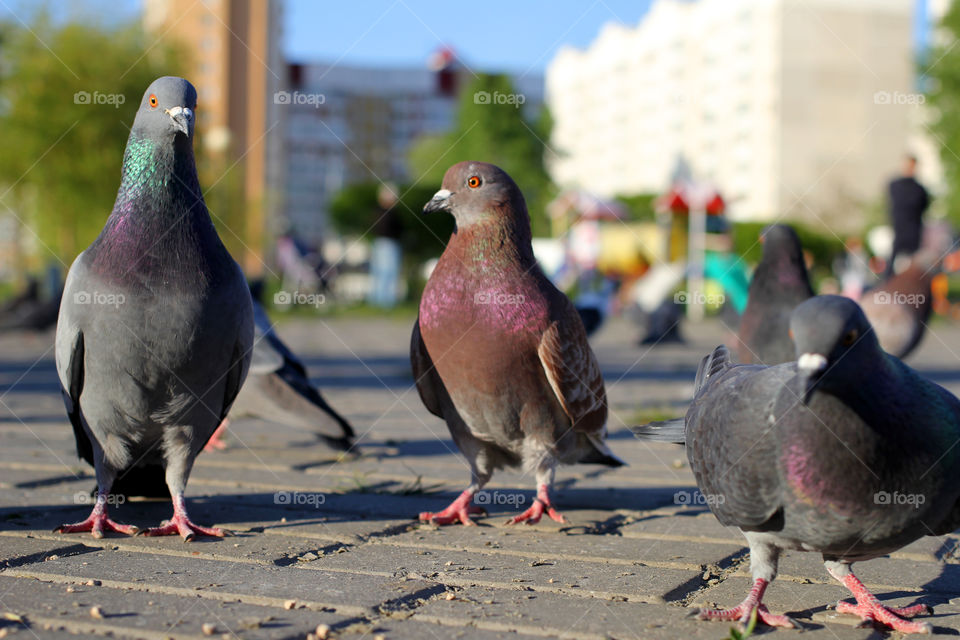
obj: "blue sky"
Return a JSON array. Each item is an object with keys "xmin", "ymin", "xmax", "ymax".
[
  {"xmin": 2, "ymin": 0, "xmax": 930, "ymax": 75},
  {"xmin": 284, "ymin": 0, "xmax": 656, "ymax": 74}
]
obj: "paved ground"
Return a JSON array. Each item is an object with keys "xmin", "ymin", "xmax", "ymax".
[{"xmin": 3, "ymin": 313, "xmax": 960, "ymax": 639}]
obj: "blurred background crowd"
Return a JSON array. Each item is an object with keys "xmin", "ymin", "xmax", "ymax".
[{"xmin": 1, "ymin": 0, "xmax": 959, "ymax": 344}]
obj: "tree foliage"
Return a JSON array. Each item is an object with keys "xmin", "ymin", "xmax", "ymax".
[
  {"xmin": 328, "ymin": 181, "xmax": 454, "ymax": 265},
  {"xmin": 407, "ymin": 73, "xmax": 555, "ymax": 235},
  {"xmin": 0, "ymin": 11, "xmax": 184, "ymax": 266},
  {"xmin": 927, "ymin": 4, "xmax": 960, "ymax": 226}
]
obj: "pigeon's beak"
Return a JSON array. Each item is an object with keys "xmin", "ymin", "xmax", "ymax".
[
  {"xmin": 423, "ymin": 189, "xmax": 452, "ymax": 214},
  {"xmin": 797, "ymin": 352, "xmax": 827, "ymax": 403},
  {"xmin": 166, "ymin": 106, "xmax": 194, "ymax": 137}
]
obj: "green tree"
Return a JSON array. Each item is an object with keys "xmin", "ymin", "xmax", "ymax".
[
  {"xmin": 0, "ymin": 12, "xmax": 184, "ymax": 266},
  {"xmin": 927, "ymin": 4, "xmax": 960, "ymax": 225},
  {"xmin": 408, "ymin": 73, "xmax": 555, "ymax": 235},
  {"xmin": 328, "ymin": 180, "xmax": 454, "ymax": 300},
  {"xmin": 614, "ymin": 193, "xmax": 659, "ymax": 222}
]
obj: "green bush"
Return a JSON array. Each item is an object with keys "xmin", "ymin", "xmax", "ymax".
[{"xmin": 731, "ymin": 221, "xmax": 847, "ymax": 279}]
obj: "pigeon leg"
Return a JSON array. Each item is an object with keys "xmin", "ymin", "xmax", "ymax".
[
  {"xmin": 418, "ymin": 489, "xmax": 486, "ymax": 526},
  {"xmin": 507, "ymin": 483, "xmax": 568, "ymax": 525},
  {"xmin": 142, "ymin": 494, "xmax": 228, "ymax": 541},
  {"xmin": 203, "ymin": 418, "xmax": 229, "ymax": 452},
  {"xmin": 693, "ymin": 578, "xmax": 798, "ymax": 628},
  {"xmin": 55, "ymin": 459, "xmax": 138, "ymax": 538},
  {"xmin": 55, "ymin": 492, "xmax": 139, "ymax": 538},
  {"xmin": 826, "ymin": 562, "xmax": 932, "ymax": 634}
]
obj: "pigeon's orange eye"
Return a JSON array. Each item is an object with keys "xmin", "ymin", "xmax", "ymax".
[
  {"xmin": 149, "ymin": 94, "xmax": 158, "ymax": 108},
  {"xmin": 467, "ymin": 176, "xmax": 481, "ymax": 188},
  {"xmin": 842, "ymin": 329, "xmax": 858, "ymax": 346}
]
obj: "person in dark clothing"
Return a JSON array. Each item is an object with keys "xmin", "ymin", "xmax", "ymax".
[{"xmin": 886, "ymin": 155, "xmax": 929, "ymax": 277}]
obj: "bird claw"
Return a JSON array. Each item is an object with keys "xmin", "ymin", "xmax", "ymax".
[
  {"xmin": 836, "ymin": 599, "xmax": 932, "ymax": 634},
  {"xmin": 55, "ymin": 509, "xmax": 139, "ymax": 538},
  {"xmin": 141, "ymin": 515, "xmax": 227, "ymax": 541},
  {"xmin": 417, "ymin": 490, "xmax": 485, "ymax": 526},
  {"xmin": 203, "ymin": 420, "xmax": 229, "ymax": 452},
  {"xmin": 505, "ymin": 498, "xmax": 568, "ymax": 525},
  {"xmin": 418, "ymin": 506, "xmax": 485, "ymax": 526},
  {"xmin": 694, "ymin": 603, "xmax": 798, "ymax": 629}
]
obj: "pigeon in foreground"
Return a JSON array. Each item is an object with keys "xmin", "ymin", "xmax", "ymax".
[
  {"xmin": 859, "ymin": 252, "xmax": 936, "ymax": 359},
  {"xmin": 736, "ymin": 224, "xmax": 814, "ymax": 364},
  {"xmin": 205, "ymin": 300, "xmax": 355, "ymax": 452},
  {"xmin": 633, "ymin": 295, "xmax": 960, "ymax": 633},
  {"xmin": 55, "ymin": 77, "xmax": 253, "ymax": 540},
  {"xmin": 412, "ymin": 161, "xmax": 623, "ymax": 526}
]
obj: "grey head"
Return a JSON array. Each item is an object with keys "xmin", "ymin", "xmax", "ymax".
[
  {"xmin": 789, "ymin": 295, "xmax": 882, "ymax": 402},
  {"xmin": 760, "ymin": 224, "xmax": 804, "ymax": 264},
  {"xmin": 422, "ymin": 161, "xmax": 528, "ymax": 231},
  {"xmin": 130, "ymin": 76, "xmax": 197, "ymax": 142}
]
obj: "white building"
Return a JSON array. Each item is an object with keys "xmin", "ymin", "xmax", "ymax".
[{"xmin": 547, "ymin": 0, "xmax": 918, "ymax": 228}]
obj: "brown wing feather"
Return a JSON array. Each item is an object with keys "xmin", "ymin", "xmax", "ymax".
[{"xmin": 536, "ymin": 303, "xmax": 607, "ymax": 434}]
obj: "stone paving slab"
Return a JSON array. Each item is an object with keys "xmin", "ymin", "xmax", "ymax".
[{"xmin": 4, "ymin": 315, "xmax": 960, "ymax": 639}]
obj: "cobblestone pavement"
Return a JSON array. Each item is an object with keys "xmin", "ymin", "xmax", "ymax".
[{"xmin": 3, "ymin": 314, "xmax": 960, "ymax": 639}]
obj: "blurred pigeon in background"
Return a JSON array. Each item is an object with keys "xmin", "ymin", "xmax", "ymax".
[
  {"xmin": 633, "ymin": 295, "xmax": 960, "ymax": 633},
  {"xmin": 736, "ymin": 224, "xmax": 814, "ymax": 364},
  {"xmin": 54, "ymin": 77, "xmax": 253, "ymax": 540},
  {"xmin": 0, "ymin": 277, "xmax": 39, "ymax": 317},
  {"xmin": 0, "ymin": 277, "xmax": 61, "ymax": 333},
  {"xmin": 205, "ymin": 299, "xmax": 355, "ymax": 452},
  {"xmin": 859, "ymin": 251, "xmax": 936, "ymax": 359},
  {"xmin": 413, "ymin": 161, "xmax": 623, "ymax": 526}
]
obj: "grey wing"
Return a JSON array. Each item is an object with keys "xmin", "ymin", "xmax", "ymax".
[
  {"xmin": 687, "ymin": 361, "xmax": 791, "ymax": 529},
  {"xmin": 410, "ymin": 318, "xmax": 449, "ymax": 419},
  {"xmin": 213, "ymin": 282, "xmax": 254, "ymax": 427},
  {"xmin": 249, "ymin": 318, "xmax": 285, "ymax": 374},
  {"xmin": 55, "ymin": 253, "xmax": 93, "ymax": 465}
]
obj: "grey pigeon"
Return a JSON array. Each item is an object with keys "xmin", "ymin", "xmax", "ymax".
[
  {"xmin": 632, "ymin": 295, "xmax": 960, "ymax": 633},
  {"xmin": 206, "ymin": 300, "xmax": 355, "ymax": 452},
  {"xmin": 54, "ymin": 77, "xmax": 253, "ymax": 540},
  {"xmin": 859, "ymin": 252, "xmax": 936, "ymax": 359},
  {"xmin": 412, "ymin": 161, "xmax": 623, "ymax": 526},
  {"xmin": 736, "ymin": 224, "xmax": 814, "ymax": 364}
]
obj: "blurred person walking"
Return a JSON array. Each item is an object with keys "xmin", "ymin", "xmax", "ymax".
[
  {"xmin": 368, "ymin": 183, "xmax": 403, "ymax": 307},
  {"xmin": 885, "ymin": 154, "xmax": 929, "ymax": 278}
]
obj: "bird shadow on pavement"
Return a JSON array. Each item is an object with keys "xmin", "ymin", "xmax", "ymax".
[{"xmin": 0, "ymin": 484, "xmax": 692, "ymax": 536}]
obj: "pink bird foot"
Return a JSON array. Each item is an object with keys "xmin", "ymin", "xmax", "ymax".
[
  {"xmin": 506, "ymin": 485, "xmax": 568, "ymax": 525},
  {"xmin": 418, "ymin": 489, "xmax": 486, "ymax": 526},
  {"xmin": 204, "ymin": 419, "xmax": 229, "ymax": 452},
  {"xmin": 141, "ymin": 495, "xmax": 228, "ymax": 541},
  {"xmin": 835, "ymin": 573, "xmax": 932, "ymax": 634},
  {"xmin": 55, "ymin": 506, "xmax": 139, "ymax": 539},
  {"xmin": 692, "ymin": 578, "xmax": 800, "ymax": 629}
]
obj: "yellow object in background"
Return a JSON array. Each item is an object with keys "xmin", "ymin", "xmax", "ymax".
[{"xmin": 594, "ymin": 222, "xmax": 664, "ymax": 276}]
